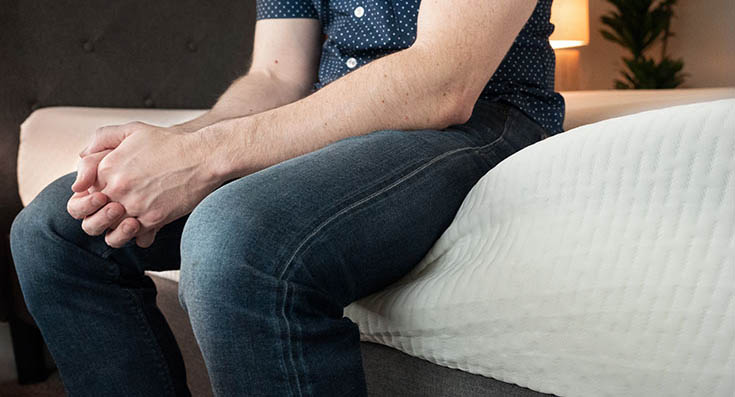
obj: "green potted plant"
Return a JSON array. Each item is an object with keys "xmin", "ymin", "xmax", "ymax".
[{"xmin": 600, "ymin": 0, "xmax": 687, "ymax": 89}]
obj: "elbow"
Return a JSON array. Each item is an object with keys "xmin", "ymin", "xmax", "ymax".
[
  {"xmin": 433, "ymin": 90, "xmax": 476, "ymax": 128},
  {"xmin": 406, "ymin": 43, "xmax": 483, "ymax": 128}
]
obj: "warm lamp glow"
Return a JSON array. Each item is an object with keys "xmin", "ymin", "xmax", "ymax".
[{"xmin": 550, "ymin": 0, "xmax": 590, "ymax": 49}]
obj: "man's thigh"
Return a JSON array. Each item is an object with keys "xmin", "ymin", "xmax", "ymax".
[{"xmin": 182, "ymin": 106, "xmax": 518, "ymax": 306}]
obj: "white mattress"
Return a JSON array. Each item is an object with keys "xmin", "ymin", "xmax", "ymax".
[
  {"xmin": 16, "ymin": 91, "xmax": 735, "ymax": 396},
  {"xmin": 344, "ymin": 99, "xmax": 735, "ymax": 396}
]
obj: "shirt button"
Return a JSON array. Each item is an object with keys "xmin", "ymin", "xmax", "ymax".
[
  {"xmin": 346, "ymin": 57, "xmax": 358, "ymax": 69},
  {"xmin": 354, "ymin": 6, "xmax": 365, "ymax": 18}
]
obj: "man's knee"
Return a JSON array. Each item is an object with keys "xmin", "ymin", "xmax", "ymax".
[
  {"xmin": 177, "ymin": 180, "xmax": 302, "ymax": 312},
  {"xmin": 10, "ymin": 173, "xmax": 89, "ymax": 304},
  {"xmin": 11, "ymin": 173, "xmax": 80, "ymax": 245}
]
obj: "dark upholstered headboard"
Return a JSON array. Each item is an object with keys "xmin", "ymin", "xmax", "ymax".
[{"xmin": 0, "ymin": 0, "xmax": 256, "ymax": 319}]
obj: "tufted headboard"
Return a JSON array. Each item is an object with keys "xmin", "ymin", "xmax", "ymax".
[{"xmin": 0, "ymin": 1, "xmax": 256, "ymax": 319}]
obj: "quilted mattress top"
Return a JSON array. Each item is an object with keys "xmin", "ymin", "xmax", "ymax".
[
  {"xmin": 345, "ymin": 99, "xmax": 735, "ymax": 396},
  {"xmin": 15, "ymin": 90, "xmax": 735, "ymax": 396}
]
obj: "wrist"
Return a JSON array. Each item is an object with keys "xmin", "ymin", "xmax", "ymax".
[
  {"xmin": 186, "ymin": 127, "xmax": 227, "ymax": 186},
  {"xmin": 173, "ymin": 110, "xmax": 220, "ymax": 133},
  {"xmin": 193, "ymin": 119, "xmax": 247, "ymax": 184}
]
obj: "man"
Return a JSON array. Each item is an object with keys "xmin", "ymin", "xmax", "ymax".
[{"xmin": 10, "ymin": 0, "xmax": 563, "ymax": 395}]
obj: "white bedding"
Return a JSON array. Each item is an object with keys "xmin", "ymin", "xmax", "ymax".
[
  {"xmin": 16, "ymin": 92, "xmax": 735, "ymax": 396},
  {"xmin": 344, "ymin": 99, "xmax": 735, "ymax": 396}
]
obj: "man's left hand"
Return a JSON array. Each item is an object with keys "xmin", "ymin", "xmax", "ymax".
[{"xmin": 75, "ymin": 122, "xmax": 222, "ymax": 248}]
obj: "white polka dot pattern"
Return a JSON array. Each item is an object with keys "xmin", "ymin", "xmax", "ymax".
[
  {"xmin": 256, "ymin": 0, "xmax": 318, "ymax": 19},
  {"xmin": 257, "ymin": 0, "xmax": 565, "ymax": 134}
]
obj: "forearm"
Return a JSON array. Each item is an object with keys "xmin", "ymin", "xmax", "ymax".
[
  {"xmin": 201, "ymin": 43, "xmax": 477, "ymax": 179},
  {"xmin": 195, "ymin": 0, "xmax": 534, "ymax": 181},
  {"xmin": 174, "ymin": 70, "xmax": 313, "ymax": 133}
]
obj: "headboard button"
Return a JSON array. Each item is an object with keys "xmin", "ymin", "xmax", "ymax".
[
  {"xmin": 82, "ymin": 41, "xmax": 94, "ymax": 53},
  {"xmin": 187, "ymin": 40, "xmax": 198, "ymax": 52},
  {"xmin": 143, "ymin": 97, "xmax": 154, "ymax": 107}
]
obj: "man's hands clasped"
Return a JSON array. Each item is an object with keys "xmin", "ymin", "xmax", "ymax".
[{"xmin": 67, "ymin": 122, "xmax": 222, "ymax": 248}]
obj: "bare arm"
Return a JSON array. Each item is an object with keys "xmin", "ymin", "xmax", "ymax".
[
  {"xmin": 202, "ymin": 0, "xmax": 537, "ymax": 179},
  {"xmin": 174, "ymin": 18, "xmax": 322, "ymax": 132},
  {"xmin": 70, "ymin": 0, "xmax": 538, "ymax": 248},
  {"xmin": 72, "ymin": 18, "xmax": 321, "ymax": 192},
  {"xmin": 67, "ymin": 18, "xmax": 321, "ymax": 245}
]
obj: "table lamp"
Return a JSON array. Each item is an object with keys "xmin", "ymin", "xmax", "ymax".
[{"xmin": 549, "ymin": 0, "xmax": 590, "ymax": 91}]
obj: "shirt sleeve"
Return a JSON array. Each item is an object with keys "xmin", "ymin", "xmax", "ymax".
[{"xmin": 256, "ymin": 0, "xmax": 319, "ymax": 20}]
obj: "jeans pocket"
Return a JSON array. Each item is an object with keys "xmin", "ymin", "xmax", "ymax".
[{"xmin": 502, "ymin": 107, "xmax": 549, "ymax": 153}]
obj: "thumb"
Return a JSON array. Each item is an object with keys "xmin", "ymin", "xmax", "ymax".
[
  {"xmin": 80, "ymin": 124, "xmax": 135, "ymax": 157},
  {"xmin": 72, "ymin": 150, "xmax": 111, "ymax": 193}
]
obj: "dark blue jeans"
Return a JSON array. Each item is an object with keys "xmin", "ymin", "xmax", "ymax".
[{"xmin": 10, "ymin": 100, "xmax": 547, "ymax": 396}]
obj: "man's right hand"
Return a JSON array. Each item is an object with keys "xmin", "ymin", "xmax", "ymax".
[
  {"xmin": 67, "ymin": 124, "xmax": 147, "ymax": 248},
  {"xmin": 72, "ymin": 122, "xmax": 148, "ymax": 193},
  {"xmin": 66, "ymin": 189, "xmax": 142, "ymax": 243}
]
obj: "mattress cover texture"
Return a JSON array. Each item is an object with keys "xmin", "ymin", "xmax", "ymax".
[
  {"xmin": 16, "ymin": 92, "xmax": 735, "ymax": 396},
  {"xmin": 344, "ymin": 99, "xmax": 735, "ymax": 397}
]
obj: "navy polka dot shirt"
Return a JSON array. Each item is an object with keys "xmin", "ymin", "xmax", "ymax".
[{"xmin": 257, "ymin": 0, "xmax": 565, "ymax": 134}]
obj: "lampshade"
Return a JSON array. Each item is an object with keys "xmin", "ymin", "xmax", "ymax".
[{"xmin": 549, "ymin": 0, "xmax": 590, "ymax": 49}]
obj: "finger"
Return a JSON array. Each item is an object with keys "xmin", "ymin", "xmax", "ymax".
[
  {"xmin": 104, "ymin": 217, "xmax": 141, "ymax": 248},
  {"xmin": 135, "ymin": 228, "xmax": 159, "ymax": 248},
  {"xmin": 80, "ymin": 202, "xmax": 126, "ymax": 236},
  {"xmin": 80, "ymin": 123, "xmax": 139, "ymax": 157},
  {"xmin": 66, "ymin": 191, "xmax": 89, "ymax": 219},
  {"xmin": 72, "ymin": 150, "xmax": 111, "ymax": 193},
  {"xmin": 67, "ymin": 191, "xmax": 109, "ymax": 220}
]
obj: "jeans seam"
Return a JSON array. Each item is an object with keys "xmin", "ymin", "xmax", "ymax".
[
  {"xmin": 293, "ymin": 288, "xmax": 312, "ymax": 397},
  {"xmin": 273, "ymin": 131, "xmax": 507, "ymax": 397},
  {"xmin": 283, "ymin": 280, "xmax": 308, "ymax": 397},
  {"xmin": 278, "ymin": 282, "xmax": 299, "ymax": 397},
  {"xmin": 124, "ymin": 288, "xmax": 177, "ymax": 397},
  {"xmin": 283, "ymin": 145, "xmax": 437, "ymax": 248},
  {"xmin": 276, "ymin": 139, "xmax": 501, "ymax": 282}
]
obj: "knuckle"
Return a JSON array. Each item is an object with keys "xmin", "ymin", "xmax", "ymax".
[
  {"xmin": 97, "ymin": 157, "xmax": 113, "ymax": 174},
  {"xmin": 105, "ymin": 185, "xmax": 119, "ymax": 197},
  {"xmin": 125, "ymin": 121, "xmax": 144, "ymax": 132},
  {"xmin": 86, "ymin": 193, "xmax": 102, "ymax": 208},
  {"xmin": 95, "ymin": 125, "xmax": 112, "ymax": 138},
  {"xmin": 81, "ymin": 155, "xmax": 97, "ymax": 168},
  {"xmin": 124, "ymin": 202, "xmax": 143, "ymax": 216},
  {"xmin": 146, "ymin": 209, "xmax": 165, "ymax": 225},
  {"xmin": 107, "ymin": 202, "xmax": 124, "ymax": 216},
  {"xmin": 116, "ymin": 176, "xmax": 131, "ymax": 191},
  {"xmin": 106, "ymin": 176, "xmax": 129, "ymax": 197},
  {"xmin": 122, "ymin": 219, "xmax": 139, "ymax": 235}
]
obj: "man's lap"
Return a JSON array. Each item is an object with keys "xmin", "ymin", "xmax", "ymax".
[
  {"xmin": 179, "ymin": 119, "xmax": 508, "ymax": 302},
  {"xmin": 24, "ymin": 100, "xmax": 534, "ymax": 303}
]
